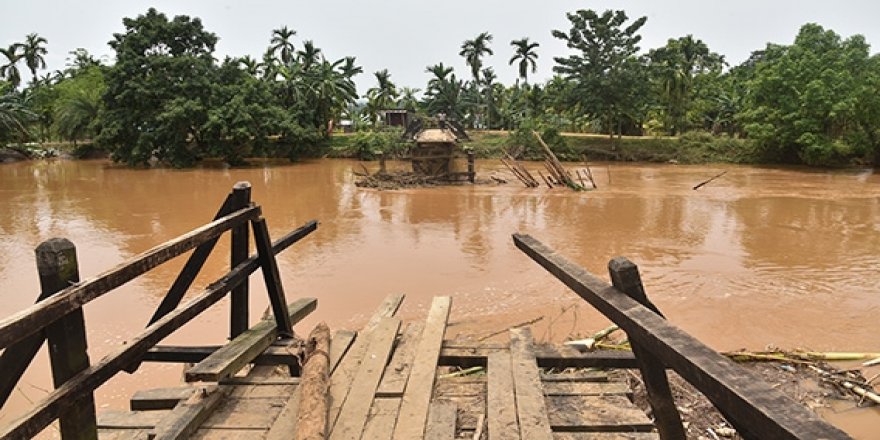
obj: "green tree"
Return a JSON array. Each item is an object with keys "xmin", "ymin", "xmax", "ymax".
[
  {"xmin": 741, "ymin": 23, "xmax": 879, "ymax": 164},
  {"xmin": 97, "ymin": 8, "xmax": 218, "ymax": 167},
  {"xmin": 0, "ymin": 45, "xmax": 23, "ymax": 89},
  {"xmin": 459, "ymin": 32, "xmax": 493, "ymax": 82},
  {"xmin": 509, "ymin": 38, "xmax": 539, "ymax": 83},
  {"xmin": 297, "ymin": 40, "xmax": 322, "ymax": 70},
  {"xmin": 398, "ymin": 87, "xmax": 421, "ymax": 112},
  {"xmin": 20, "ymin": 33, "xmax": 48, "ymax": 83},
  {"xmin": 54, "ymin": 66, "xmax": 105, "ymax": 144},
  {"xmin": 366, "ymin": 69, "xmax": 399, "ymax": 123},
  {"xmin": 269, "ymin": 26, "xmax": 297, "ymax": 64},
  {"xmin": 648, "ymin": 35, "xmax": 725, "ymax": 134},
  {"xmin": 0, "ymin": 88, "xmax": 35, "ymax": 142},
  {"xmin": 552, "ymin": 9, "xmax": 648, "ymax": 142}
]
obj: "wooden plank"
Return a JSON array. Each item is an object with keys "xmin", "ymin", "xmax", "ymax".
[
  {"xmin": 361, "ymin": 397, "xmax": 401, "ymax": 440},
  {"xmin": 540, "ymin": 372, "xmax": 609, "ymax": 383},
  {"xmin": 376, "ymin": 321, "xmax": 424, "ymax": 397},
  {"xmin": 0, "ymin": 224, "xmax": 312, "ymax": 440},
  {"xmin": 329, "ymin": 318, "xmax": 401, "ymax": 440},
  {"xmin": 393, "ymin": 296, "xmax": 452, "ymax": 440},
  {"xmin": 439, "ymin": 344, "xmax": 639, "ymax": 369},
  {"xmin": 220, "ymin": 377, "xmax": 299, "ymax": 386},
  {"xmin": 545, "ymin": 395, "xmax": 655, "ymax": 432},
  {"xmin": 189, "ymin": 428, "xmax": 266, "ymax": 440},
  {"xmin": 98, "ymin": 428, "xmax": 150, "ymax": 440},
  {"xmin": 130, "ymin": 387, "xmax": 201, "ymax": 411},
  {"xmin": 508, "ymin": 328, "xmax": 553, "ymax": 440},
  {"xmin": 185, "ymin": 298, "xmax": 316, "ymax": 382},
  {"xmin": 229, "ymin": 182, "xmax": 251, "ymax": 338},
  {"xmin": 97, "ymin": 411, "xmax": 170, "ymax": 429},
  {"xmin": 149, "ymin": 387, "xmax": 227, "ymax": 440},
  {"xmin": 487, "ymin": 351, "xmax": 519, "ymax": 440},
  {"xmin": 327, "ymin": 294, "xmax": 405, "ymax": 429},
  {"xmin": 252, "ymin": 217, "xmax": 293, "ymax": 337},
  {"xmin": 552, "ymin": 434, "xmax": 659, "ymax": 440},
  {"xmin": 512, "ymin": 234, "xmax": 851, "ymax": 440},
  {"xmin": 264, "ymin": 387, "xmax": 301, "ymax": 440},
  {"xmin": 330, "ymin": 330, "xmax": 356, "ymax": 375},
  {"xmin": 607, "ymin": 257, "xmax": 684, "ymax": 440},
  {"xmin": 0, "ymin": 205, "xmax": 261, "ymax": 351},
  {"xmin": 423, "ymin": 401, "xmax": 457, "ymax": 440},
  {"xmin": 200, "ymin": 397, "xmax": 282, "ymax": 430}
]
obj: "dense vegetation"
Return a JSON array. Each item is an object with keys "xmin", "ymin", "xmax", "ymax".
[{"xmin": 2, "ymin": 7, "xmax": 879, "ymax": 166}]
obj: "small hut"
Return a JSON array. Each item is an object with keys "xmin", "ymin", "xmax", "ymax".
[{"xmin": 403, "ymin": 116, "xmax": 473, "ymax": 182}]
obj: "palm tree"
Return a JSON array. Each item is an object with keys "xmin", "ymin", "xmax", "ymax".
[
  {"xmin": 338, "ymin": 56, "xmax": 363, "ymax": 79},
  {"xmin": 297, "ymin": 40, "xmax": 322, "ymax": 70},
  {"xmin": 269, "ymin": 26, "xmax": 297, "ymax": 64},
  {"xmin": 459, "ymin": 32, "xmax": 493, "ymax": 82},
  {"xmin": 509, "ymin": 38, "xmax": 539, "ymax": 83},
  {"xmin": 0, "ymin": 91, "xmax": 35, "ymax": 140},
  {"xmin": 398, "ymin": 87, "xmax": 421, "ymax": 112},
  {"xmin": 367, "ymin": 69, "xmax": 398, "ymax": 108},
  {"xmin": 0, "ymin": 45, "xmax": 23, "ymax": 88},
  {"xmin": 236, "ymin": 56, "xmax": 261, "ymax": 76},
  {"xmin": 425, "ymin": 63, "xmax": 454, "ymax": 94},
  {"xmin": 21, "ymin": 33, "xmax": 48, "ymax": 82},
  {"xmin": 55, "ymin": 88, "xmax": 101, "ymax": 145}
]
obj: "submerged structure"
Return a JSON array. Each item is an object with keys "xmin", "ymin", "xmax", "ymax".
[{"xmin": 402, "ymin": 115, "xmax": 474, "ymax": 182}]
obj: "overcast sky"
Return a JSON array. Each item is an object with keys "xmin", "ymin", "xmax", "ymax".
[{"xmin": 2, "ymin": 1, "xmax": 879, "ymax": 93}]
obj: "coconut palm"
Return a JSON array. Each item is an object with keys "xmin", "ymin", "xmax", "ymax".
[
  {"xmin": 459, "ymin": 32, "xmax": 493, "ymax": 82},
  {"xmin": 367, "ymin": 69, "xmax": 398, "ymax": 108},
  {"xmin": 21, "ymin": 33, "xmax": 48, "ymax": 82},
  {"xmin": 0, "ymin": 45, "xmax": 23, "ymax": 88},
  {"xmin": 509, "ymin": 38, "xmax": 539, "ymax": 83},
  {"xmin": 269, "ymin": 26, "xmax": 297, "ymax": 64},
  {"xmin": 425, "ymin": 63, "xmax": 454, "ymax": 93}
]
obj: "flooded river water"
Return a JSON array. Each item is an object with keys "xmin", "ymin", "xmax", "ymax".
[{"xmin": 1, "ymin": 158, "xmax": 878, "ymax": 437}]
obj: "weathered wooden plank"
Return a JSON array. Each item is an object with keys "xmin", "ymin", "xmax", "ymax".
[
  {"xmin": 361, "ymin": 397, "xmax": 401, "ymax": 440},
  {"xmin": 608, "ymin": 257, "xmax": 684, "ymax": 440},
  {"xmin": 0, "ymin": 224, "xmax": 311, "ymax": 440},
  {"xmin": 541, "ymin": 382, "xmax": 630, "ymax": 397},
  {"xmin": 148, "ymin": 387, "xmax": 227, "ymax": 440},
  {"xmin": 545, "ymin": 395, "xmax": 655, "ymax": 432},
  {"xmin": 251, "ymin": 217, "xmax": 293, "ymax": 337},
  {"xmin": 97, "ymin": 411, "xmax": 170, "ymax": 429},
  {"xmin": 393, "ymin": 296, "xmax": 452, "ymax": 440},
  {"xmin": 424, "ymin": 400, "xmax": 457, "ymax": 440},
  {"xmin": 264, "ymin": 386, "xmax": 301, "ymax": 440},
  {"xmin": 130, "ymin": 387, "xmax": 202, "ymax": 411},
  {"xmin": 552, "ymin": 434, "xmax": 660, "ymax": 440},
  {"xmin": 188, "ymin": 428, "xmax": 266, "ymax": 440},
  {"xmin": 185, "ymin": 298, "xmax": 316, "ymax": 382},
  {"xmin": 435, "ymin": 379, "xmax": 485, "ymax": 397},
  {"xmin": 0, "ymin": 206, "xmax": 261, "ymax": 351},
  {"xmin": 200, "ymin": 397, "xmax": 282, "ymax": 430},
  {"xmin": 540, "ymin": 372, "xmax": 609, "ymax": 383},
  {"xmin": 219, "ymin": 377, "xmax": 299, "ymax": 386},
  {"xmin": 376, "ymin": 321, "xmax": 424, "ymax": 397},
  {"xmin": 97, "ymin": 428, "xmax": 150, "ymax": 440},
  {"xmin": 229, "ymin": 182, "xmax": 251, "ymax": 338},
  {"xmin": 327, "ymin": 294, "xmax": 406, "ymax": 429},
  {"xmin": 329, "ymin": 317, "xmax": 401, "ymax": 440},
  {"xmin": 439, "ymin": 344, "xmax": 639, "ymax": 369},
  {"xmin": 329, "ymin": 330, "xmax": 356, "ymax": 375},
  {"xmin": 487, "ymin": 351, "xmax": 519, "ymax": 440},
  {"xmin": 512, "ymin": 234, "xmax": 851, "ymax": 440},
  {"xmin": 509, "ymin": 328, "xmax": 553, "ymax": 440}
]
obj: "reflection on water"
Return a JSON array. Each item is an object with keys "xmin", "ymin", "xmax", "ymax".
[{"xmin": 1, "ymin": 159, "xmax": 879, "ymax": 435}]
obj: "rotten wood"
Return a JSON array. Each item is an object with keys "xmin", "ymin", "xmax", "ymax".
[
  {"xmin": 0, "ymin": 205, "xmax": 261, "ymax": 351},
  {"xmin": 393, "ymin": 296, "xmax": 452, "ymax": 440},
  {"xmin": 512, "ymin": 233, "xmax": 851, "ymax": 440},
  {"xmin": 185, "ymin": 298, "xmax": 316, "ymax": 382},
  {"xmin": 296, "ymin": 323, "xmax": 332, "ymax": 440}
]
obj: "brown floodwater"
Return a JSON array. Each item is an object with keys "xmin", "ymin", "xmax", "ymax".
[{"xmin": 1, "ymin": 158, "xmax": 878, "ymax": 437}]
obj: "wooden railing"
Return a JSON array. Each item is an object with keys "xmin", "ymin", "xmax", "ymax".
[
  {"xmin": 513, "ymin": 234, "xmax": 852, "ymax": 440},
  {"xmin": 0, "ymin": 182, "xmax": 317, "ymax": 439}
]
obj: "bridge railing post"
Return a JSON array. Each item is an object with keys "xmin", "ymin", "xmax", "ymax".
[
  {"xmin": 230, "ymin": 181, "xmax": 252, "ymax": 339},
  {"xmin": 608, "ymin": 257, "xmax": 686, "ymax": 440},
  {"xmin": 467, "ymin": 150, "xmax": 475, "ymax": 183},
  {"xmin": 36, "ymin": 238, "xmax": 98, "ymax": 440}
]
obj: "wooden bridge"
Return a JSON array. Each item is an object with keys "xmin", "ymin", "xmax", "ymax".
[{"xmin": 0, "ymin": 182, "xmax": 852, "ymax": 439}]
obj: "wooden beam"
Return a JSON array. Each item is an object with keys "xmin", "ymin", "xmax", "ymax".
[
  {"xmin": 393, "ymin": 296, "xmax": 452, "ymax": 440},
  {"xmin": 487, "ymin": 351, "xmax": 519, "ymax": 440},
  {"xmin": 609, "ymin": 257, "xmax": 685, "ymax": 440},
  {"xmin": 329, "ymin": 318, "xmax": 401, "ymax": 440},
  {"xmin": 423, "ymin": 401, "xmax": 457, "ymax": 440},
  {"xmin": 185, "ymin": 297, "xmax": 316, "ymax": 382},
  {"xmin": 512, "ymin": 234, "xmax": 851, "ymax": 440},
  {"xmin": 376, "ymin": 322, "xmax": 424, "ymax": 398},
  {"xmin": 148, "ymin": 387, "xmax": 227, "ymax": 440},
  {"xmin": 130, "ymin": 387, "xmax": 201, "ymax": 411},
  {"xmin": 439, "ymin": 343, "xmax": 640, "ymax": 369},
  {"xmin": 251, "ymin": 217, "xmax": 293, "ymax": 338},
  {"xmin": 0, "ymin": 205, "xmax": 261, "ymax": 351},
  {"xmin": 0, "ymin": 222, "xmax": 310, "ymax": 440},
  {"xmin": 509, "ymin": 328, "xmax": 553, "ymax": 440},
  {"xmin": 229, "ymin": 182, "xmax": 252, "ymax": 338}
]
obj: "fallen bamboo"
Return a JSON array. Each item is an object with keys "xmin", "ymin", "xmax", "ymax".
[
  {"xmin": 722, "ymin": 350, "xmax": 880, "ymax": 363},
  {"xmin": 295, "ymin": 322, "xmax": 331, "ymax": 440},
  {"xmin": 581, "ymin": 154, "xmax": 598, "ymax": 189},
  {"xmin": 438, "ymin": 366, "xmax": 484, "ymax": 379},
  {"xmin": 693, "ymin": 171, "xmax": 728, "ymax": 190},
  {"xmin": 566, "ymin": 324, "xmax": 620, "ymax": 351},
  {"xmin": 500, "ymin": 157, "xmax": 532, "ymax": 188},
  {"xmin": 575, "ymin": 169, "xmax": 587, "ymax": 189},
  {"xmin": 537, "ymin": 170, "xmax": 553, "ymax": 189},
  {"xmin": 505, "ymin": 153, "xmax": 539, "ymax": 187},
  {"xmin": 808, "ymin": 364, "xmax": 880, "ymax": 405},
  {"xmin": 864, "ymin": 357, "xmax": 880, "ymax": 367}
]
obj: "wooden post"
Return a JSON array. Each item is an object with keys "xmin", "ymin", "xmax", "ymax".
[
  {"xmin": 36, "ymin": 238, "xmax": 98, "ymax": 440},
  {"xmin": 608, "ymin": 257, "xmax": 685, "ymax": 440},
  {"xmin": 378, "ymin": 152, "xmax": 387, "ymax": 175},
  {"xmin": 251, "ymin": 217, "xmax": 293, "ymax": 338},
  {"xmin": 467, "ymin": 150, "xmax": 475, "ymax": 183},
  {"xmin": 230, "ymin": 182, "xmax": 251, "ymax": 339}
]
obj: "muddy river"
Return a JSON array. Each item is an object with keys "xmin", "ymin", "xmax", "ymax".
[{"xmin": 1, "ymin": 158, "xmax": 878, "ymax": 437}]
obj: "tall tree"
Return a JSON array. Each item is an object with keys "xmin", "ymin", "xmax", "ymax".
[
  {"xmin": 297, "ymin": 40, "xmax": 322, "ymax": 70},
  {"xmin": 552, "ymin": 9, "xmax": 648, "ymax": 142},
  {"xmin": 0, "ymin": 45, "xmax": 23, "ymax": 88},
  {"xmin": 509, "ymin": 38, "xmax": 540, "ymax": 83},
  {"xmin": 338, "ymin": 56, "xmax": 363, "ymax": 79},
  {"xmin": 21, "ymin": 33, "xmax": 48, "ymax": 82},
  {"xmin": 0, "ymin": 89, "xmax": 35, "ymax": 142},
  {"xmin": 459, "ymin": 32, "xmax": 493, "ymax": 82},
  {"xmin": 269, "ymin": 26, "xmax": 297, "ymax": 64}
]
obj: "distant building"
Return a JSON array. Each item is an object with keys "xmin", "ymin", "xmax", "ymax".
[{"xmin": 380, "ymin": 109, "xmax": 411, "ymax": 128}]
